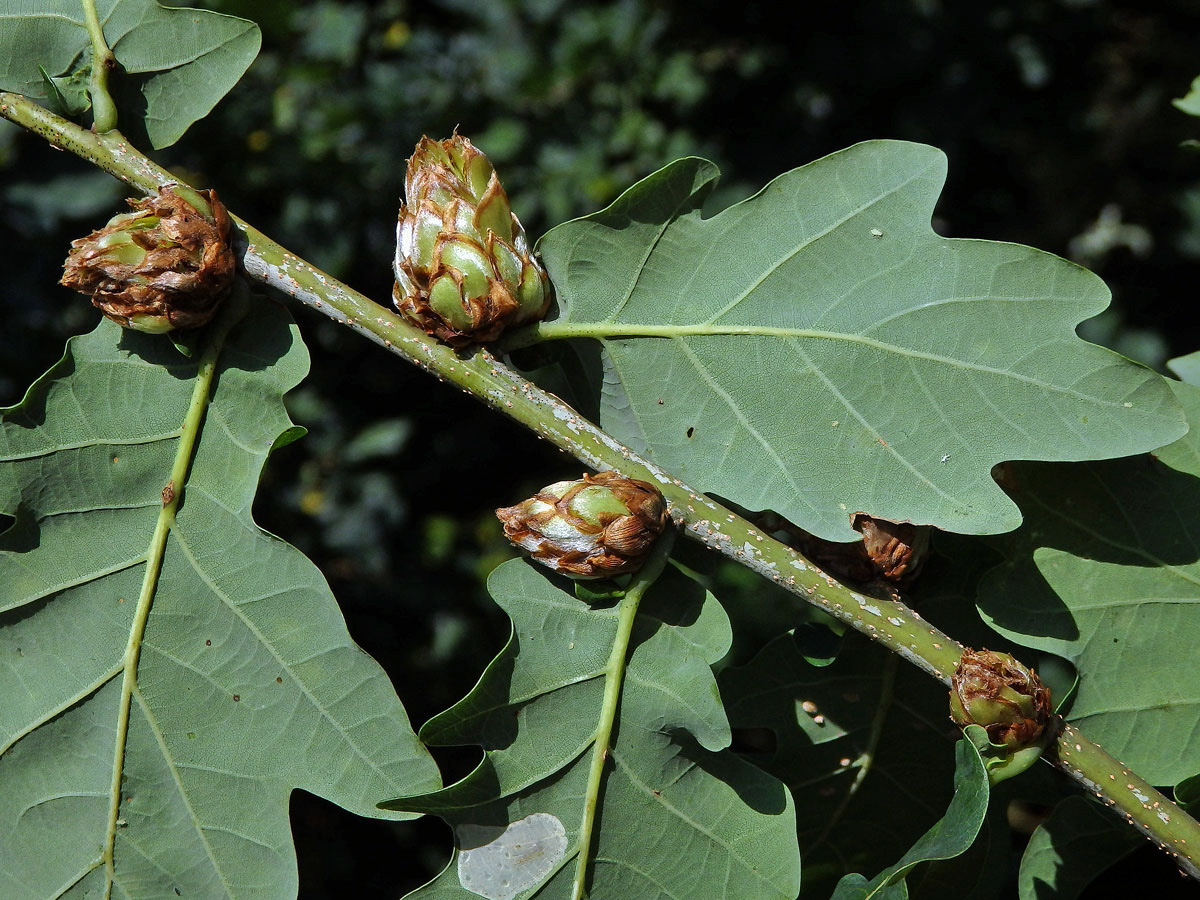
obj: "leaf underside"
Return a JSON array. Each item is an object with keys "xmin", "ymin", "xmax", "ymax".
[
  {"xmin": 721, "ymin": 631, "xmax": 983, "ymax": 898},
  {"xmin": 978, "ymin": 375, "xmax": 1200, "ymax": 786},
  {"xmin": 828, "ymin": 739, "xmax": 989, "ymax": 900},
  {"xmin": 1017, "ymin": 797, "xmax": 1139, "ymax": 900},
  {"xmin": 535, "ymin": 141, "xmax": 1185, "ymax": 541},
  {"xmin": 0, "ymin": 0, "xmax": 260, "ymax": 147},
  {"xmin": 384, "ymin": 560, "xmax": 799, "ymax": 900},
  {"xmin": 0, "ymin": 302, "xmax": 438, "ymax": 900}
]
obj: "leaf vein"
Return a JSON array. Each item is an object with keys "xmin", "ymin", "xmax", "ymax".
[
  {"xmin": 700, "ymin": 164, "xmax": 932, "ymax": 325},
  {"xmin": 0, "ymin": 665, "xmax": 123, "ymax": 757},
  {"xmin": 786, "ymin": 341, "xmax": 955, "ymax": 502},
  {"xmin": 609, "ymin": 750, "xmax": 765, "ymax": 879},
  {"xmin": 674, "ymin": 337, "xmax": 804, "ymax": 499},
  {"xmin": 169, "ymin": 528, "xmax": 410, "ymax": 787},
  {"xmin": 130, "ymin": 686, "xmax": 238, "ymax": 897}
]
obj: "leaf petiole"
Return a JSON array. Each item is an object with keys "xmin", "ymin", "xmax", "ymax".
[
  {"xmin": 100, "ymin": 289, "xmax": 247, "ymax": 897},
  {"xmin": 572, "ymin": 526, "xmax": 677, "ymax": 900},
  {"xmin": 81, "ymin": 0, "xmax": 118, "ymax": 133}
]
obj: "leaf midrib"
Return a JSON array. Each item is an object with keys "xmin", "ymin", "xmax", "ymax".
[{"xmin": 536, "ymin": 324, "xmax": 1133, "ymax": 408}]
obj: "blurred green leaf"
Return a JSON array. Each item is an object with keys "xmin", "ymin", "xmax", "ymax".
[
  {"xmin": 978, "ymin": 375, "xmax": 1200, "ymax": 785},
  {"xmin": 297, "ymin": 1, "xmax": 367, "ymax": 64},
  {"xmin": 343, "ymin": 418, "xmax": 412, "ymax": 464},
  {"xmin": 5, "ymin": 170, "xmax": 126, "ymax": 232},
  {"xmin": 1167, "ymin": 350, "xmax": 1200, "ymax": 386},
  {"xmin": 383, "ymin": 559, "xmax": 800, "ymax": 900},
  {"xmin": 0, "ymin": 0, "xmax": 260, "ymax": 148},
  {"xmin": 0, "ymin": 301, "xmax": 439, "ymax": 899},
  {"xmin": 1173, "ymin": 75, "xmax": 1200, "ymax": 117},
  {"xmin": 534, "ymin": 143, "xmax": 1185, "ymax": 542}
]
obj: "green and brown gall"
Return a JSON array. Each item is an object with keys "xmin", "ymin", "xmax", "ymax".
[
  {"xmin": 393, "ymin": 134, "xmax": 551, "ymax": 345},
  {"xmin": 61, "ymin": 185, "xmax": 235, "ymax": 332},
  {"xmin": 497, "ymin": 472, "xmax": 668, "ymax": 578},
  {"xmin": 950, "ymin": 649, "xmax": 1052, "ymax": 750}
]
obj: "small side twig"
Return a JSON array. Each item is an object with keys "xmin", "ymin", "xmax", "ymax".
[{"xmin": 81, "ymin": 0, "xmax": 118, "ymax": 133}]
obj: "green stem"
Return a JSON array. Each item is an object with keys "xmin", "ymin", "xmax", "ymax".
[
  {"xmin": 81, "ymin": 0, "xmax": 118, "ymax": 133},
  {"xmin": 101, "ymin": 292, "xmax": 246, "ymax": 897},
  {"xmin": 3, "ymin": 91, "xmax": 1198, "ymax": 882},
  {"xmin": 573, "ymin": 528, "xmax": 676, "ymax": 900},
  {"xmin": 1052, "ymin": 723, "xmax": 1200, "ymax": 880}
]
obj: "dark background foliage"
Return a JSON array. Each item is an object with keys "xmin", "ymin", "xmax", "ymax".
[{"xmin": 2, "ymin": 0, "xmax": 1198, "ymax": 896}]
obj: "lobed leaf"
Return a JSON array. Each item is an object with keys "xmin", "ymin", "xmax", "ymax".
[
  {"xmin": 0, "ymin": 301, "xmax": 439, "ymax": 899},
  {"xmin": 829, "ymin": 739, "xmax": 989, "ymax": 900},
  {"xmin": 0, "ymin": 0, "xmax": 260, "ymax": 148},
  {"xmin": 978, "ymin": 373, "xmax": 1200, "ymax": 785},
  {"xmin": 534, "ymin": 142, "xmax": 1185, "ymax": 542},
  {"xmin": 1017, "ymin": 797, "xmax": 1139, "ymax": 900},
  {"xmin": 383, "ymin": 559, "xmax": 799, "ymax": 900},
  {"xmin": 720, "ymin": 631, "xmax": 970, "ymax": 897}
]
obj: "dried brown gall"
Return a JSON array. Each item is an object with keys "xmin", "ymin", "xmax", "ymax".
[
  {"xmin": 61, "ymin": 185, "xmax": 235, "ymax": 332},
  {"xmin": 496, "ymin": 472, "xmax": 668, "ymax": 578},
  {"xmin": 775, "ymin": 513, "xmax": 931, "ymax": 588},
  {"xmin": 950, "ymin": 649, "xmax": 1052, "ymax": 750}
]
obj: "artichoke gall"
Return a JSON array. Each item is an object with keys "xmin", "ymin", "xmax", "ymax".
[
  {"xmin": 853, "ymin": 514, "xmax": 931, "ymax": 585},
  {"xmin": 61, "ymin": 185, "xmax": 235, "ymax": 332},
  {"xmin": 394, "ymin": 134, "xmax": 551, "ymax": 345},
  {"xmin": 949, "ymin": 649, "xmax": 1052, "ymax": 750},
  {"xmin": 782, "ymin": 513, "xmax": 931, "ymax": 588},
  {"xmin": 497, "ymin": 472, "xmax": 668, "ymax": 578}
]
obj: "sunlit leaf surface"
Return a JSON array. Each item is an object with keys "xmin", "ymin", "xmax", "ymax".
[
  {"xmin": 0, "ymin": 303, "xmax": 438, "ymax": 899},
  {"xmin": 0, "ymin": 0, "xmax": 259, "ymax": 147},
  {"xmin": 979, "ymin": 374, "xmax": 1200, "ymax": 785},
  {"xmin": 385, "ymin": 560, "xmax": 799, "ymax": 900},
  {"xmin": 535, "ymin": 142, "xmax": 1185, "ymax": 541}
]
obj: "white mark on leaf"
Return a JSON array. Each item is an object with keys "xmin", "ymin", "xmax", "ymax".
[{"xmin": 457, "ymin": 813, "xmax": 568, "ymax": 900}]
